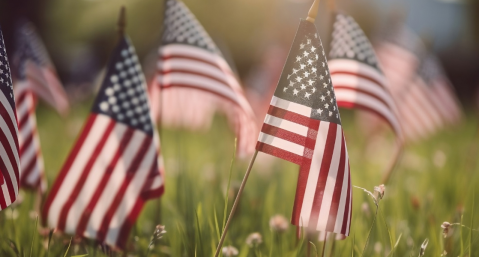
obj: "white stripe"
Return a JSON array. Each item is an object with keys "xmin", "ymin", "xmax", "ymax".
[
  {"xmin": 263, "ymin": 114, "xmax": 309, "ymax": 136},
  {"xmin": 47, "ymin": 115, "xmax": 110, "ymax": 228},
  {"xmin": 257, "ymin": 132, "xmax": 304, "ymax": 156},
  {"xmin": 63, "ymin": 123, "xmax": 128, "ymax": 235},
  {"xmin": 105, "ymin": 142, "xmax": 156, "ymax": 245},
  {"xmin": 158, "ymin": 59, "xmax": 229, "ymax": 85},
  {"xmin": 0, "ymin": 89, "xmax": 19, "ymax": 140},
  {"xmin": 328, "ymin": 59, "xmax": 388, "ymax": 87},
  {"xmin": 84, "ymin": 130, "xmax": 146, "ymax": 239},
  {"xmin": 316, "ymin": 125, "xmax": 343, "ymax": 231},
  {"xmin": 20, "ymin": 137, "xmax": 37, "ymax": 168},
  {"xmin": 1, "ymin": 183, "xmax": 11, "ymax": 208},
  {"xmin": 160, "ymin": 44, "xmax": 221, "ymax": 68},
  {"xmin": 270, "ymin": 96, "xmax": 311, "ymax": 117},
  {"xmin": 16, "ymin": 98, "xmax": 31, "ymax": 122},
  {"xmin": 157, "ymin": 73, "xmax": 240, "ymax": 104},
  {"xmin": 25, "ymin": 163, "xmax": 41, "ymax": 186},
  {"xmin": 299, "ymin": 122, "xmax": 330, "ymax": 227},
  {"xmin": 334, "ymin": 147, "xmax": 350, "ymax": 233},
  {"xmin": 0, "ymin": 142, "xmax": 18, "ymax": 197}
]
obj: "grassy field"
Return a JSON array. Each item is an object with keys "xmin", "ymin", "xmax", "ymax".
[{"xmin": 0, "ymin": 101, "xmax": 478, "ymax": 257}]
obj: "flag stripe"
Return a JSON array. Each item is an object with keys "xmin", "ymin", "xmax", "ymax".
[
  {"xmin": 255, "ymin": 142, "xmax": 303, "ymax": 165},
  {"xmin": 261, "ymin": 123, "xmax": 307, "ymax": 146},
  {"xmin": 326, "ymin": 135, "xmax": 346, "ymax": 231}
]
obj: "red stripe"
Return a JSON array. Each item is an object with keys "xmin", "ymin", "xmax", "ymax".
[
  {"xmin": 57, "ymin": 119, "xmax": 116, "ymax": 231},
  {"xmin": 0, "ymin": 126, "xmax": 20, "ymax": 192},
  {"xmin": 261, "ymin": 123, "xmax": 307, "ymax": 146},
  {"xmin": 74, "ymin": 128, "xmax": 135, "ymax": 238},
  {"xmin": 333, "ymin": 84, "xmax": 391, "ymax": 109},
  {"xmin": 267, "ymin": 105, "xmax": 314, "ymax": 128},
  {"xmin": 42, "ymin": 114, "xmax": 97, "ymax": 225},
  {"xmin": 19, "ymin": 132, "xmax": 34, "ymax": 155},
  {"xmin": 160, "ymin": 54, "xmax": 235, "ymax": 77},
  {"xmin": 326, "ymin": 133, "xmax": 346, "ymax": 231},
  {"xmin": 20, "ymin": 150, "xmax": 40, "ymax": 187},
  {"xmin": 15, "ymin": 91, "xmax": 29, "ymax": 107},
  {"xmin": 330, "ymin": 71, "xmax": 386, "ymax": 90},
  {"xmin": 115, "ymin": 160, "xmax": 158, "ymax": 248},
  {"xmin": 0, "ymin": 160, "xmax": 15, "ymax": 205},
  {"xmin": 0, "ymin": 176, "xmax": 6, "ymax": 209},
  {"xmin": 0, "ymin": 98, "xmax": 20, "ymax": 154},
  {"xmin": 308, "ymin": 123, "xmax": 338, "ymax": 230},
  {"xmin": 158, "ymin": 69, "xmax": 229, "ymax": 87},
  {"xmin": 255, "ymin": 142, "xmax": 303, "ymax": 165},
  {"xmin": 341, "ymin": 167, "xmax": 351, "ymax": 235},
  {"xmin": 18, "ymin": 100, "xmax": 35, "ymax": 129},
  {"xmin": 96, "ymin": 136, "xmax": 152, "ymax": 243},
  {"xmin": 160, "ymin": 84, "xmax": 240, "ymax": 107}
]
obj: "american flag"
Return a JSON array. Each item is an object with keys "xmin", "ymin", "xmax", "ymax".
[
  {"xmin": 328, "ymin": 13, "xmax": 402, "ymax": 136},
  {"xmin": 0, "ymin": 27, "xmax": 21, "ymax": 210},
  {"xmin": 256, "ymin": 20, "xmax": 352, "ymax": 237},
  {"xmin": 153, "ymin": 0, "xmax": 256, "ymax": 157},
  {"xmin": 375, "ymin": 27, "xmax": 452, "ymax": 140},
  {"xmin": 13, "ymin": 21, "xmax": 66, "ymax": 192},
  {"xmin": 42, "ymin": 36, "xmax": 165, "ymax": 248}
]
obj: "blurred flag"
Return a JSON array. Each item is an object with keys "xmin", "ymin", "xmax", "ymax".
[
  {"xmin": 13, "ymin": 21, "xmax": 69, "ymax": 115},
  {"xmin": 328, "ymin": 13, "xmax": 402, "ymax": 137},
  {"xmin": 375, "ymin": 27, "xmax": 451, "ymax": 140},
  {"xmin": 0, "ymin": 28, "xmax": 21, "ymax": 210},
  {"xmin": 153, "ymin": 0, "xmax": 257, "ymax": 157},
  {"xmin": 43, "ymin": 36, "xmax": 165, "ymax": 248},
  {"xmin": 256, "ymin": 20, "xmax": 352, "ymax": 237}
]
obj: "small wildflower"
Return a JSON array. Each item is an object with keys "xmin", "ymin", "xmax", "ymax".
[
  {"xmin": 5, "ymin": 208, "xmax": 19, "ymax": 220},
  {"xmin": 222, "ymin": 246, "xmax": 239, "ymax": 257},
  {"xmin": 441, "ymin": 222, "xmax": 451, "ymax": 238},
  {"xmin": 441, "ymin": 250, "xmax": 448, "ymax": 256},
  {"xmin": 374, "ymin": 184, "xmax": 385, "ymax": 200},
  {"xmin": 419, "ymin": 238, "xmax": 429, "ymax": 256},
  {"xmin": 246, "ymin": 232, "xmax": 262, "ymax": 247},
  {"xmin": 269, "ymin": 214, "xmax": 289, "ymax": 232},
  {"xmin": 374, "ymin": 242, "xmax": 382, "ymax": 254},
  {"xmin": 153, "ymin": 225, "xmax": 167, "ymax": 240}
]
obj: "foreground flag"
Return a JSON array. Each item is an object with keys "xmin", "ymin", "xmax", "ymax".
[
  {"xmin": 13, "ymin": 21, "xmax": 66, "ymax": 192},
  {"xmin": 256, "ymin": 20, "xmax": 351, "ymax": 237},
  {"xmin": 154, "ymin": 0, "xmax": 256, "ymax": 157},
  {"xmin": 0, "ymin": 27, "xmax": 21, "ymax": 210},
  {"xmin": 329, "ymin": 13, "xmax": 402, "ymax": 137},
  {"xmin": 43, "ymin": 35, "xmax": 165, "ymax": 248},
  {"xmin": 375, "ymin": 27, "xmax": 448, "ymax": 140}
]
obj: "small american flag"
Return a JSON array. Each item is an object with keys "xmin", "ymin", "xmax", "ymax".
[
  {"xmin": 153, "ymin": 0, "xmax": 256, "ymax": 157},
  {"xmin": 328, "ymin": 13, "xmax": 402, "ymax": 137},
  {"xmin": 256, "ymin": 20, "xmax": 352, "ymax": 237},
  {"xmin": 0, "ymin": 27, "xmax": 21, "ymax": 210},
  {"xmin": 13, "ymin": 21, "xmax": 66, "ymax": 192},
  {"xmin": 375, "ymin": 27, "xmax": 452, "ymax": 140},
  {"xmin": 42, "ymin": 36, "xmax": 165, "ymax": 248}
]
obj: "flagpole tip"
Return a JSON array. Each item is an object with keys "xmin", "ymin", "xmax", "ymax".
[
  {"xmin": 117, "ymin": 6, "xmax": 127, "ymax": 36},
  {"xmin": 306, "ymin": 0, "xmax": 320, "ymax": 23}
]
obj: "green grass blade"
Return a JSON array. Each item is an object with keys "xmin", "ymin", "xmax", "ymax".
[
  {"xmin": 71, "ymin": 255, "xmax": 89, "ymax": 257},
  {"xmin": 222, "ymin": 138, "xmax": 237, "ymax": 234},
  {"xmin": 351, "ymin": 234, "xmax": 355, "ymax": 257},
  {"xmin": 63, "ymin": 237, "xmax": 72, "ymax": 257},
  {"xmin": 470, "ymin": 192, "xmax": 475, "ymax": 257},
  {"xmin": 29, "ymin": 216, "xmax": 38, "ymax": 257},
  {"xmin": 461, "ymin": 214, "xmax": 464, "ymax": 257},
  {"xmin": 46, "ymin": 229, "xmax": 54, "ymax": 257},
  {"xmin": 195, "ymin": 207, "xmax": 204, "ymax": 256},
  {"xmin": 214, "ymin": 207, "xmax": 221, "ymax": 241}
]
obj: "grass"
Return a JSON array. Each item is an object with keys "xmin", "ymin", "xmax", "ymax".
[{"xmin": 0, "ymin": 101, "xmax": 478, "ymax": 256}]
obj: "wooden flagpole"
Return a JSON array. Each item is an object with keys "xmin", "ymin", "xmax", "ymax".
[
  {"xmin": 214, "ymin": 151, "xmax": 258, "ymax": 257},
  {"xmin": 117, "ymin": 6, "xmax": 126, "ymax": 38}
]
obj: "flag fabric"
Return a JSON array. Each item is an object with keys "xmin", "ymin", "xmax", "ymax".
[
  {"xmin": 13, "ymin": 21, "xmax": 69, "ymax": 115},
  {"xmin": 375, "ymin": 27, "xmax": 451, "ymax": 140},
  {"xmin": 256, "ymin": 20, "xmax": 352, "ymax": 237},
  {"xmin": 0, "ymin": 28, "xmax": 21, "ymax": 210},
  {"xmin": 328, "ymin": 13, "xmax": 402, "ymax": 137},
  {"xmin": 154, "ymin": 0, "xmax": 256, "ymax": 157},
  {"xmin": 43, "ymin": 36, "xmax": 165, "ymax": 248}
]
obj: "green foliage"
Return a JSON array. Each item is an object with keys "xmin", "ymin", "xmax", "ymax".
[{"xmin": 0, "ymin": 104, "xmax": 478, "ymax": 256}]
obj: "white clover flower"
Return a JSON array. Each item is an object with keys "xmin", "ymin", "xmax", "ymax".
[
  {"xmin": 246, "ymin": 232, "xmax": 262, "ymax": 247},
  {"xmin": 222, "ymin": 246, "xmax": 239, "ymax": 257},
  {"xmin": 374, "ymin": 184, "xmax": 385, "ymax": 200},
  {"xmin": 269, "ymin": 214, "xmax": 289, "ymax": 232}
]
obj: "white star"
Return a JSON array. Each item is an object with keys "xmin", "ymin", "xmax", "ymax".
[
  {"xmin": 293, "ymin": 89, "xmax": 299, "ymax": 95},
  {"xmin": 0, "ymin": 61, "xmax": 3, "ymax": 66},
  {"xmin": 330, "ymin": 98, "xmax": 333, "ymax": 103},
  {"xmin": 311, "ymin": 87, "xmax": 316, "ymax": 93},
  {"xmin": 293, "ymin": 68, "xmax": 298, "ymax": 74},
  {"xmin": 304, "ymin": 71, "xmax": 310, "ymax": 77},
  {"xmin": 325, "ymin": 103, "xmax": 329, "ymax": 109},
  {"xmin": 327, "ymin": 90, "xmax": 331, "ymax": 96},
  {"xmin": 333, "ymin": 106, "xmax": 336, "ymax": 110},
  {"xmin": 305, "ymin": 92, "xmax": 311, "ymax": 99},
  {"xmin": 300, "ymin": 44, "xmax": 305, "ymax": 49},
  {"xmin": 296, "ymin": 77, "xmax": 302, "ymax": 82},
  {"xmin": 0, "ymin": 70, "xmax": 3, "ymax": 75},
  {"xmin": 308, "ymin": 79, "xmax": 314, "ymax": 86},
  {"xmin": 300, "ymin": 64, "xmax": 306, "ymax": 70},
  {"xmin": 325, "ymin": 70, "xmax": 329, "ymax": 75},
  {"xmin": 322, "ymin": 62, "xmax": 325, "ymax": 67},
  {"xmin": 0, "ymin": 78, "xmax": 3, "ymax": 83},
  {"xmin": 316, "ymin": 54, "xmax": 319, "ymax": 60},
  {"xmin": 307, "ymin": 39, "xmax": 312, "ymax": 44},
  {"xmin": 323, "ymin": 83, "xmax": 328, "ymax": 88},
  {"xmin": 322, "ymin": 50, "xmax": 325, "ymax": 56},
  {"xmin": 296, "ymin": 56, "xmax": 302, "ymax": 62},
  {"xmin": 300, "ymin": 84, "xmax": 306, "ymax": 90},
  {"xmin": 289, "ymin": 81, "xmax": 295, "ymax": 87},
  {"xmin": 315, "ymin": 33, "xmax": 318, "ymax": 38},
  {"xmin": 283, "ymin": 87, "xmax": 288, "ymax": 92},
  {"xmin": 307, "ymin": 59, "xmax": 313, "ymax": 66},
  {"xmin": 313, "ymin": 68, "xmax": 318, "ymax": 74},
  {"xmin": 317, "ymin": 108, "xmax": 323, "ymax": 115},
  {"xmin": 311, "ymin": 46, "xmax": 316, "ymax": 52},
  {"xmin": 329, "ymin": 111, "xmax": 333, "ymax": 116},
  {"xmin": 287, "ymin": 74, "xmax": 292, "ymax": 79},
  {"xmin": 303, "ymin": 51, "xmax": 310, "ymax": 57},
  {"xmin": 320, "ymin": 95, "xmax": 326, "ymax": 101}
]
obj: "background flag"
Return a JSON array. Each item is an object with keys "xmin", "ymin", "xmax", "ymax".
[
  {"xmin": 0, "ymin": 27, "xmax": 21, "ymax": 210},
  {"xmin": 329, "ymin": 13, "xmax": 402, "ymax": 137},
  {"xmin": 152, "ymin": 0, "xmax": 257, "ymax": 157},
  {"xmin": 43, "ymin": 36, "xmax": 165, "ymax": 248},
  {"xmin": 256, "ymin": 20, "xmax": 352, "ymax": 237}
]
